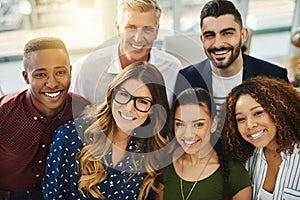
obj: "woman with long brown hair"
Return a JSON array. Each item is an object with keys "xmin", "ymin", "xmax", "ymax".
[{"xmin": 43, "ymin": 62, "xmax": 171, "ymax": 200}]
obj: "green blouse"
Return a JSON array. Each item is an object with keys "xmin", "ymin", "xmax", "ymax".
[{"xmin": 159, "ymin": 157, "xmax": 251, "ymax": 200}]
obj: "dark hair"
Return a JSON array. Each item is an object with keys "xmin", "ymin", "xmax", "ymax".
[
  {"xmin": 200, "ymin": 0, "xmax": 243, "ymax": 29},
  {"xmin": 23, "ymin": 37, "xmax": 69, "ymax": 69},
  {"xmin": 170, "ymin": 88, "xmax": 231, "ymax": 200},
  {"xmin": 224, "ymin": 76, "xmax": 300, "ymax": 163}
]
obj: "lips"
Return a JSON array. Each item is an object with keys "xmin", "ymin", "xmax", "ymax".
[
  {"xmin": 248, "ymin": 130, "xmax": 264, "ymax": 139},
  {"xmin": 44, "ymin": 91, "xmax": 61, "ymax": 98},
  {"xmin": 131, "ymin": 43, "xmax": 144, "ymax": 49},
  {"xmin": 209, "ymin": 47, "xmax": 232, "ymax": 58},
  {"xmin": 183, "ymin": 138, "xmax": 201, "ymax": 146},
  {"xmin": 119, "ymin": 111, "xmax": 136, "ymax": 121}
]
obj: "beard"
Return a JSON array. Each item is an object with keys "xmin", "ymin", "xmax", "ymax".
[{"xmin": 206, "ymin": 40, "xmax": 242, "ymax": 69}]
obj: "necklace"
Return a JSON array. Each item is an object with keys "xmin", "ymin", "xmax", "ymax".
[{"xmin": 180, "ymin": 150, "xmax": 214, "ymax": 200}]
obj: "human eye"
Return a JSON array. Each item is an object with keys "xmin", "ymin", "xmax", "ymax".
[
  {"xmin": 194, "ymin": 122, "xmax": 204, "ymax": 128},
  {"xmin": 236, "ymin": 117, "xmax": 245, "ymax": 123},
  {"xmin": 125, "ymin": 25, "xmax": 137, "ymax": 31},
  {"xmin": 203, "ymin": 32, "xmax": 215, "ymax": 39},
  {"xmin": 224, "ymin": 31, "xmax": 233, "ymax": 36},
  {"xmin": 119, "ymin": 90, "xmax": 130, "ymax": 98},
  {"xmin": 254, "ymin": 110, "xmax": 264, "ymax": 116},
  {"xmin": 143, "ymin": 26, "xmax": 156, "ymax": 34},
  {"xmin": 137, "ymin": 98, "xmax": 151, "ymax": 105},
  {"xmin": 175, "ymin": 121, "xmax": 184, "ymax": 127},
  {"xmin": 56, "ymin": 70, "xmax": 66, "ymax": 76},
  {"xmin": 34, "ymin": 73, "xmax": 46, "ymax": 78}
]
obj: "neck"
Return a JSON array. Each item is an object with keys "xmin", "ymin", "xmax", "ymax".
[
  {"xmin": 182, "ymin": 147, "xmax": 215, "ymax": 166},
  {"xmin": 113, "ymin": 128, "xmax": 132, "ymax": 145}
]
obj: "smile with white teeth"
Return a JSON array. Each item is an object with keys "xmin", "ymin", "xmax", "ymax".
[
  {"xmin": 45, "ymin": 91, "xmax": 61, "ymax": 98},
  {"xmin": 183, "ymin": 140, "xmax": 198, "ymax": 145},
  {"xmin": 120, "ymin": 112, "xmax": 135, "ymax": 120},
  {"xmin": 249, "ymin": 130, "xmax": 264, "ymax": 139},
  {"xmin": 214, "ymin": 50, "xmax": 228, "ymax": 55},
  {"xmin": 131, "ymin": 44, "xmax": 144, "ymax": 49}
]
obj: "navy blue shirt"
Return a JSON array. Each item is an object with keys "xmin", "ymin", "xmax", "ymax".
[{"xmin": 42, "ymin": 118, "xmax": 147, "ymax": 200}]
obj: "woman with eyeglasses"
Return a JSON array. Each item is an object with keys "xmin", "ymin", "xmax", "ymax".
[{"xmin": 42, "ymin": 62, "xmax": 171, "ymax": 200}]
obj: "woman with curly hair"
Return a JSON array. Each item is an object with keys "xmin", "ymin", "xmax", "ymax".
[
  {"xmin": 42, "ymin": 62, "xmax": 171, "ymax": 200},
  {"xmin": 156, "ymin": 88, "xmax": 251, "ymax": 200},
  {"xmin": 223, "ymin": 76, "xmax": 300, "ymax": 200}
]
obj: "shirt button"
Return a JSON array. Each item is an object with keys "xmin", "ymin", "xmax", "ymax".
[
  {"xmin": 35, "ymin": 174, "xmax": 40, "ymax": 177},
  {"xmin": 41, "ymin": 144, "xmax": 46, "ymax": 148},
  {"xmin": 38, "ymin": 160, "xmax": 43, "ymax": 164},
  {"xmin": 34, "ymin": 116, "xmax": 38, "ymax": 120}
]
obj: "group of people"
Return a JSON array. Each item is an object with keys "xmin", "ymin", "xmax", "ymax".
[{"xmin": 0, "ymin": 0, "xmax": 299, "ymax": 200}]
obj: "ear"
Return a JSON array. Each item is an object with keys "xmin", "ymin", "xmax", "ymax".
[
  {"xmin": 200, "ymin": 34, "xmax": 204, "ymax": 43},
  {"xmin": 22, "ymin": 71, "xmax": 30, "ymax": 84},
  {"xmin": 241, "ymin": 28, "xmax": 249, "ymax": 44},
  {"xmin": 69, "ymin": 64, "xmax": 72, "ymax": 78},
  {"xmin": 210, "ymin": 116, "xmax": 218, "ymax": 133},
  {"xmin": 116, "ymin": 21, "xmax": 121, "ymax": 36}
]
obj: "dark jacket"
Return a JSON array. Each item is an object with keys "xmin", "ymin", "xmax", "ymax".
[{"xmin": 174, "ymin": 53, "xmax": 289, "ymax": 97}]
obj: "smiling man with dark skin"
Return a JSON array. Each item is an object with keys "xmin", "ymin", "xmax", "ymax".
[
  {"xmin": 174, "ymin": 0, "xmax": 289, "ymax": 115},
  {"xmin": 0, "ymin": 37, "xmax": 89, "ymax": 200}
]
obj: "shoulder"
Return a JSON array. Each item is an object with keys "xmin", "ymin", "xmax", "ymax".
[
  {"xmin": 73, "ymin": 45, "xmax": 116, "ymax": 68},
  {"xmin": 243, "ymin": 54, "xmax": 287, "ymax": 73},
  {"xmin": 0, "ymin": 90, "xmax": 28, "ymax": 112},
  {"xmin": 53, "ymin": 117, "xmax": 90, "ymax": 147},
  {"xmin": 0, "ymin": 90, "xmax": 26, "ymax": 104},
  {"xmin": 67, "ymin": 92, "xmax": 90, "ymax": 104},
  {"xmin": 179, "ymin": 59, "xmax": 209, "ymax": 75}
]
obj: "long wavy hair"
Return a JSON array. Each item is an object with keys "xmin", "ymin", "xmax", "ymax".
[
  {"xmin": 224, "ymin": 76, "xmax": 300, "ymax": 163},
  {"xmin": 78, "ymin": 62, "xmax": 170, "ymax": 199},
  {"xmin": 170, "ymin": 88, "xmax": 231, "ymax": 200}
]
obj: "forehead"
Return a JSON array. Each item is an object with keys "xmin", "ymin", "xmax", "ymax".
[
  {"xmin": 175, "ymin": 104, "xmax": 210, "ymax": 119},
  {"xmin": 235, "ymin": 94, "xmax": 261, "ymax": 112},
  {"xmin": 201, "ymin": 14, "xmax": 240, "ymax": 32},
  {"xmin": 120, "ymin": 8, "xmax": 158, "ymax": 27},
  {"xmin": 119, "ymin": 78, "xmax": 152, "ymax": 97},
  {"xmin": 26, "ymin": 49, "xmax": 69, "ymax": 70}
]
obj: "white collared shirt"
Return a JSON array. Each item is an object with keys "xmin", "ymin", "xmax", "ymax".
[
  {"xmin": 245, "ymin": 146, "xmax": 300, "ymax": 200},
  {"xmin": 70, "ymin": 45, "xmax": 181, "ymax": 106}
]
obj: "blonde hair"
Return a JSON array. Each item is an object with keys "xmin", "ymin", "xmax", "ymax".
[
  {"xmin": 78, "ymin": 62, "xmax": 170, "ymax": 199},
  {"xmin": 116, "ymin": 0, "xmax": 161, "ymax": 26}
]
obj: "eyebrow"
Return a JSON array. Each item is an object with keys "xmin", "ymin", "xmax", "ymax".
[
  {"xmin": 202, "ymin": 27, "xmax": 236, "ymax": 36},
  {"xmin": 235, "ymin": 106, "xmax": 263, "ymax": 116},
  {"xmin": 119, "ymin": 87, "xmax": 152, "ymax": 100},
  {"xmin": 174, "ymin": 118, "xmax": 206, "ymax": 123},
  {"xmin": 220, "ymin": 27, "xmax": 236, "ymax": 33}
]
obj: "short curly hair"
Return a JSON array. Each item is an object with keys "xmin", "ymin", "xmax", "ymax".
[
  {"xmin": 223, "ymin": 76, "xmax": 300, "ymax": 163},
  {"xmin": 23, "ymin": 37, "xmax": 69, "ymax": 70}
]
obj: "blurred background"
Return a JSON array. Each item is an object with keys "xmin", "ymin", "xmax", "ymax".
[{"xmin": 1, "ymin": 0, "xmax": 300, "ymax": 95}]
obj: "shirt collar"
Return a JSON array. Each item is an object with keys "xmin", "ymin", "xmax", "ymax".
[
  {"xmin": 25, "ymin": 89, "xmax": 69, "ymax": 123},
  {"xmin": 107, "ymin": 45, "xmax": 156, "ymax": 74}
]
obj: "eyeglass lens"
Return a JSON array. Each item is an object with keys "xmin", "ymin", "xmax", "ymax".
[{"xmin": 114, "ymin": 89, "xmax": 153, "ymax": 112}]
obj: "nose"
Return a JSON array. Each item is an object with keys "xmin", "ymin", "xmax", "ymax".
[
  {"xmin": 133, "ymin": 28, "xmax": 144, "ymax": 42},
  {"xmin": 246, "ymin": 117, "xmax": 257, "ymax": 130},
  {"xmin": 185, "ymin": 125, "xmax": 196, "ymax": 138},
  {"xmin": 214, "ymin": 34, "xmax": 225, "ymax": 49},
  {"xmin": 126, "ymin": 99, "xmax": 136, "ymax": 111},
  {"xmin": 45, "ymin": 74, "xmax": 59, "ymax": 88}
]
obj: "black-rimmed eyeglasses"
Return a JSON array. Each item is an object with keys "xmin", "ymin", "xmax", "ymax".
[{"xmin": 113, "ymin": 89, "xmax": 154, "ymax": 113}]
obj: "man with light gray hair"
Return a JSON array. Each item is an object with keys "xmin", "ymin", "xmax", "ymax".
[{"xmin": 71, "ymin": 0, "xmax": 181, "ymax": 105}]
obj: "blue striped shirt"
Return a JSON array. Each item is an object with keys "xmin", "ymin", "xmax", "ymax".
[{"xmin": 245, "ymin": 147, "xmax": 300, "ymax": 200}]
